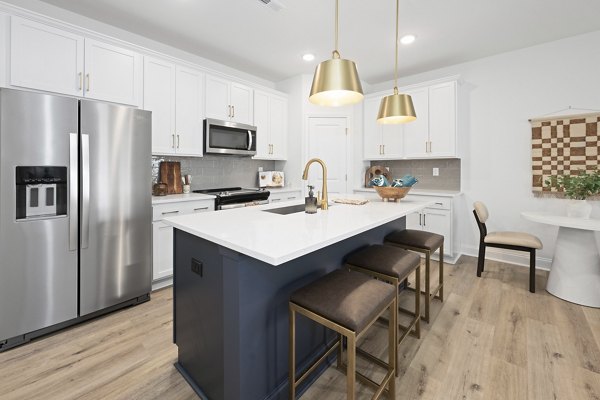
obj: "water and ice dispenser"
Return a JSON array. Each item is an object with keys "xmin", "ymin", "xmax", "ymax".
[{"xmin": 15, "ymin": 166, "xmax": 67, "ymax": 220}]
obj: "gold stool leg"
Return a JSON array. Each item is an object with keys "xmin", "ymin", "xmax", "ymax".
[
  {"xmin": 424, "ymin": 251, "xmax": 431, "ymax": 323},
  {"xmin": 347, "ymin": 334, "xmax": 356, "ymax": 400},
  {"xmin": 337, "ymin": 333, "xmax": 343, "ymax": 369},
  {"xmin": 389, "ymin": 296, "xmax": 397, "ymax": 397},
  {"xmin": 415, "ymin": 265, "xmax": 421, "ymax": 338},
  {"xmin": 439, "ymin": 243, "xmax": 444, "ymax": 302},
  {"xmin": 289, "ymin": 305, "xmax": 296, "ymax": 400}
]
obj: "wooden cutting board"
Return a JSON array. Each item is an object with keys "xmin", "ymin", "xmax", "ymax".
[{"xmin": 159, "ymin": 161, "xmax": 183, "ymax": 194}]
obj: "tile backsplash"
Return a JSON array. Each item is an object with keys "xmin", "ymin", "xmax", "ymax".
[
  {"xmin": 370, "ymin": 159, "xmax": 461, "ymax": 190},
  {"xmin": 152, "ymin": 155, "xmax": 276, "ymax": 190}
]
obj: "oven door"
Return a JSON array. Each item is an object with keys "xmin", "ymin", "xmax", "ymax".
[{"xmin": 204, "ymin": 118, "xmax": 257, "ymax": 156}]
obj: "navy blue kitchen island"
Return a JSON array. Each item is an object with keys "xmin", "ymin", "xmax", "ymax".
[{"xmin": 165, "ymin": 198, "xmax": 431, "ymax": 399}]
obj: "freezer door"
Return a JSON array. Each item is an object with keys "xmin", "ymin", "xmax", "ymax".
[
  {"xmin": 0, "ymin": 89, "xmax": 79, "ymax": 341},
  {"xmin": 79, "ymin": 100, "xmax": 152, "ymax": 316}
]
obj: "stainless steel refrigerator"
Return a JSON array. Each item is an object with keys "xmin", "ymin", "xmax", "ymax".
[{"xmin": 0, "ymin": 88, "xmax": 152, "ymax": 350}]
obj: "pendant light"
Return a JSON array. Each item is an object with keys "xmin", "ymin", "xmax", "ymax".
[
  {"xmin": 309, "ymin": 0, "xmax": 363, "ymax": 107},
  {"xmin": 377, "ymin": 0, "xmax": 416, "ymax": 124}
]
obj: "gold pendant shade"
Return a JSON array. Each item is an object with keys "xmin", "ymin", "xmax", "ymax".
[
  {"xmin": 309, "ymin": 52, "xmax": 363, "ymax": 107},
  {"xmin": 377, "ymin": 88, "xmax": 416, "ymax": 124},
  {"xmin": 309, "ymin": 0, "xmax": 363, "ymax": 107},
  {"xmin": 377, "ymin": 0, "xmax": 417, "ymax": 124}
]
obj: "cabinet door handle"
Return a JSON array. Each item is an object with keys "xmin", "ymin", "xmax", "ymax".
[
  {"xmin": 435, "ymin": 202, "xmax": 443, "ymax": 206},
  {"xmin": 194, "ymin": 207, "xmax": 209, "ymax": 211},
  {"xmin": 78, "ymin": 72, "xmax": 83, "ymax": 91},
  {"xmin": 162, "ymin": 210, "xmax": 180, "ymax": 215},
  {"xmin": 228, "ymin": 105, "xmax": 231, "ymax": 118},
  {"xmin": 172, "ymin": 134, "xmax": 176, "ymax": 148},
  {"xmin": 419, "ymin": 213, "xmax": 422, "ymax": 226},
  {"xmin": 383, "ymin": 144, "xmax": 385, "ymax": 154},
  {"xmin": 287, "ymin": 196, "xmax": 296, "ymax": 200},
  {"xmin": 177, "ymin": 134, "xmax": 180, "ymax": 149},
  {"xmin": 429, "ymin": 141, "xmax": 432, "ymax": 153},
  {"xmin": 85, "ymin": 74, "xmax": 90, "ymax": 92},
  {"xmin": 232, "ymin": 105, "xmax": 235, "ymax": 118},
  {"xmin": 423, "ymin": 213, "xmax": 426, "ymax": 226},
  {"xmin": 425, "ymin": 141, "xmax": 428, "ymax": 153}
]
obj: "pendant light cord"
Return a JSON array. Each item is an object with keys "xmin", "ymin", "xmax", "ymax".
[
  {"xmin": 394, "ymin": 0, "xmax": 399, "ymax": 94},
  {"xmin": 333, "ymin": 0, "xmax": 340, "ymax": 58}
]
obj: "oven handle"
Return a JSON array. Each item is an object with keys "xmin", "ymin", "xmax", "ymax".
[{"xmin": 247, "ymin": 130, "xmax": 253, "ymax": 151}]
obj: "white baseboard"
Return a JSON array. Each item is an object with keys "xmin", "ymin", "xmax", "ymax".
[
  {"xmin": 460, "ymin": 245, "xmax": 552, "ymax": 271},
  {"xmin": 152, "ymin": 276, "xmax": 173, "ymax": 292}
]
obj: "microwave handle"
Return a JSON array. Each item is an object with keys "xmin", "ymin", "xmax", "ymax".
[{"xmin": 247, "ymin": 130, "xmax": 253, "ymax": 151}]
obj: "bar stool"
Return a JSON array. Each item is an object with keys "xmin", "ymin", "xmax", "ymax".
[
  {"xmin": 289, "ymin": 269, "xmax": 397, "ymax": 400},
  {"xmin": 385, "ymin": 229, "xmax": 444, "ymax": 323},
  {"xmin": 345, "ymin": 244, "xmax": 421, "ymax": 376}
]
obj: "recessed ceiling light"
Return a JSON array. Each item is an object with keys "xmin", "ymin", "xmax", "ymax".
[
  {"xmin": 302, "ymin": 53, "xmax": 315, "ymax": 62},
  {"xmin": 400, "ymin": 35, "xmax": 416, "ymax": 45}
]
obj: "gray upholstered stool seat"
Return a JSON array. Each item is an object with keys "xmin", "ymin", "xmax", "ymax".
[
  {"xmin": 385, "ymin": 229, "xmax": 444, "ymax": 251},
  {"xmin": 346, "ymin": 244, "xmax": 421, "ymax": 281},
  {"xmin": 385, "ymin": 229, "xmax": 445, "ymax": 324},
  {"xmin": 290, "ymin": 269, "xmax": 396, "ymax": 332},
  {"xmin": 289, "ymin": 269, "xmax": 397, "ymax": 400}
]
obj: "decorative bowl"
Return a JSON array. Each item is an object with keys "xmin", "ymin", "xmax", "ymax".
[{"xmin": 374, "ymin": 186, "xmax": 411, "ymax": 202}]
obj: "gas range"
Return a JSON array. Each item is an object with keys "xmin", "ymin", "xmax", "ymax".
[{"xmin": 192, "ymin": 187, "xmax": 270, "ymax": 210}]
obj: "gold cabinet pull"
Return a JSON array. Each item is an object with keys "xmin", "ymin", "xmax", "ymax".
[
  {"xmin": 78, "ymin": 72, "xmax": 83, "ymax": 91},
  {"xmin": 85, "ymin": 74, "xmax": 90, "ymax": 92},
  {"xmin": 177, "ymin": 134, "xmax": 180, "ymax": 149},
  {"xmin": 172, "ymin": 134, "xmax": 175, "ymax": 149}
]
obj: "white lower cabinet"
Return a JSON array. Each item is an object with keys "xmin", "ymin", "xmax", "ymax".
[
  {"xmin": 269, "ymin": 190, "xmax": 302, "ymax": 204},
  {"xmin": 404, "ymin": 195, "xmax": 454, "ymax": 257},
  {"xmin": 152, "ymin": 199, "xmax": 214, "ymax": 282}
]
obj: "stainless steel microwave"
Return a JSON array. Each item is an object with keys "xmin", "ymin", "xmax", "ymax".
[{"xmin": 204, "ymin": 118, "xmax": 257, "ymax": 156}]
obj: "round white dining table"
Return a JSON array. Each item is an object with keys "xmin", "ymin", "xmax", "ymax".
[{"xmin": 522, "ymin": 211, "xmax": 600, "ymax": 307}]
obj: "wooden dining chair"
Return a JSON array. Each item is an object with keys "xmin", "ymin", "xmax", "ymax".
[{"xmin": 472, "ymin": 201, "xmax": 543, "ymax": 293}]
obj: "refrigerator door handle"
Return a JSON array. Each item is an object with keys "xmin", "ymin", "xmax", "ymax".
[
  {"xmin": 69, "ymin": 133, "xmax": 78, "ymax": 251},
  {"xmin": 81, "ymin": 133, "xmax": 90, "ymax": 249}
]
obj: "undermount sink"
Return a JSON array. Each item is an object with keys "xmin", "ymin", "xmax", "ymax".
[{"xmin": 263, "ymin": 204, "xmax": 306, "ymax": 215}]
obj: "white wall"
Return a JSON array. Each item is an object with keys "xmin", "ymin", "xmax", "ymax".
[{"xmin": 369, "ymin": 30, "xmax": 600, "ymax": 268}]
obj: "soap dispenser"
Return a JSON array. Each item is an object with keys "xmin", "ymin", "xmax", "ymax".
[{"xmin": 305, "ymin": 185, "xmax": 318, "ymax": 214}]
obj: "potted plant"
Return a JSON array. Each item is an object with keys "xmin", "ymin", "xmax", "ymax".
[{"xmin": 545, "ymin": 169, "xmax": 600, "ymax": 218}]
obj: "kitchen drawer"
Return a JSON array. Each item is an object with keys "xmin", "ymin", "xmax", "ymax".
[
  {"xmin": 406, "ymin": 195, "xmax": 451, "ymax": 210},
  {"xmin": 269, "ymin": 190, "xmax": 302, "ymax": 203},
  {"xmin": 153, "ymin": 199, "xmax": 214, "ymax": 221}
]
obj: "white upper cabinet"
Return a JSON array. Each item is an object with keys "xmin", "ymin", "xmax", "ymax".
[
  {"xmin": 205, "ymin": 74, "xmax": 253, "ymax": 125},
  {"xmin": 83, "ymin": 38, "xmax": 142, "ymax": 106},
  {"xmin": 144, "ymin": 57, "xmax": 176, "ymax": 155},
  {"xmin": 428, "ymin": 81, "xmax": 457, "ymax": 157},
  {"xmin": 10, "ymin": 17, "xmax": 142, "ymax": 106},
  {"xmin": 402, "ymin": 87, "xmax": 430, "ymax": 158},
  {"xmin": 175, "ymin": 65, "xmax": 204, "ymax": 156},
  {"xmin": 363, "ymin": 96, "xmax": 404, "ymax": 160},
  {"xmin": 364, "ymin": 79, "xmax": 458, "ymax": 159},
  {"xmin": 143, "ymin": 57, "xmax": 204, "ymax": 156},
  {"xmin": 10, "ymin": 16, "xmax": 84, "ymax": 97},
  {"xmin": 403, "ymin": 80, "xmax": 457, "ymax": 158},
  {"xmin": 253, "ymin": 90, "xmax": 287, "ymax": 160}
]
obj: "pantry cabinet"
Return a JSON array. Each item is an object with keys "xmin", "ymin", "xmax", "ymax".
[
  {"xmin": 253, "ymin": 90, "xmax": 287, "ymax": 160},
  {"xmin": 10, "ymin": 16, "xmax": 142, "ymax": 106},
  {"xmin": 144, "ymin": 57, "xmax": 204, "ymax": 156},
  {"xmin": 205, "ymin": 74, "xmax": 253, "ymax": 125}
]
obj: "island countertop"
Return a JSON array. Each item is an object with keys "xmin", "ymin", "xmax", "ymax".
[{"xmin": 164, "ymin": 195, "xmax": 434, "ymax": 265}]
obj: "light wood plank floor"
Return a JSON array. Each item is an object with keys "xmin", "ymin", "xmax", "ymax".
[{"xmin": 1, "ymin": 256, "xmax": 599, "ymax": 400}]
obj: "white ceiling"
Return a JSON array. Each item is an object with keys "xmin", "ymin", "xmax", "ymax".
[{"xmin": 34, "ymin": 0, "xmax": 600, "ymax": 84}]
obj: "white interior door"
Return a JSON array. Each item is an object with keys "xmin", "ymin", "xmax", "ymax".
[{"xmin": 307, "ymin": 117, "xmax": 348, "ymax": 196}]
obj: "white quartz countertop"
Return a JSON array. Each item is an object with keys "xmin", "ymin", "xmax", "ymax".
[
  {"xmin": 164, "ymin": 195, "xmax": 434, "ymax": 266},
  {"xmin": 152, "ymin": 193, "xmax": 215, "ymax": 205},
  {"xmin": 354, "ymin": 187, "xmax": 462, "ymax": 197}
]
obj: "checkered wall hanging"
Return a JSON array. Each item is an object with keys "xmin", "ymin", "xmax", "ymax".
[{"xmin": 531, "ymin": 112, "xmax": 600, "ymax": 197}]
